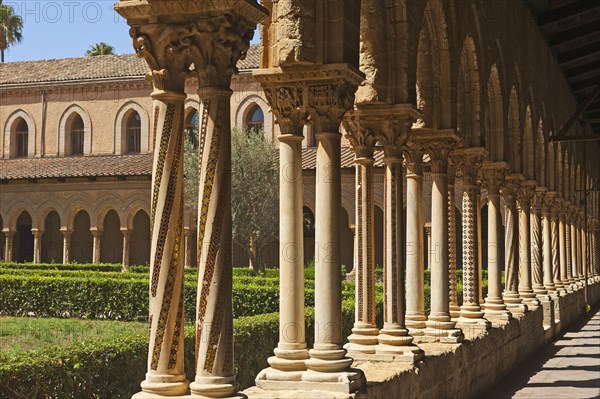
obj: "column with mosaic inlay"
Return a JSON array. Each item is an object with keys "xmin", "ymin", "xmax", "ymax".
[
  {"xmin": 115, "ymin": 2, "xmax": 267, "ymax": 397},
  {"xmin": 517, "ymin": 180, "xmax": 540, "ymax": 309},
  {"xmin": 453, "ymin": 147, "xmax": 490, "ymax": 332},
  {"xmin": 448, "ymin": 164, "xmax": 460, "ymax": 319},
  {"xmin": 481, "ymin": 162, "xmax": 512, "ymax": 323},
  {"xmin": 343, "ymin": 109, "xmax": 378, "ymax": 355}
]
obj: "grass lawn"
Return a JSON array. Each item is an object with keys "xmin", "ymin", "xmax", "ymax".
[{"xmin": 0, "ymin": 317, "xmax": 147, "ymax": 356}]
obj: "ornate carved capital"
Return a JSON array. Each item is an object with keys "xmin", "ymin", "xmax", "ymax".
[
  {"xmin": 517, "ymin": 180, "xmax": 537, "ymax": 210},
  {"xmin": 116, "ymin": 1, "xmax": 267, "ymax": 92},
  {"xmin": 531, "ymin": 187, "xmax": 547, "ymax": 213},
  {"xmin": 543, "ymin": 191, "xmax": 557, "ymax": 214},
  {"xmin": 501, "ymin": 174, "xmax": 523, "ymax": 206},
  {"xmin": 481, "ymin": 161, "xmax": 509, "ymax": 192},
  {"xmin": 410, "ymin": 129, "xmax": 461, "ymax": 174},
  {"xmin": 402, "ymin": 146, "xmax": 425, "ymax": 176},
  {"xmin": 450, "ymin": 147, "xmax": 488, "ymax": 185},
  {"xmin": 343, "ymin": 113, "xmax": 377, "ymax": 159}
]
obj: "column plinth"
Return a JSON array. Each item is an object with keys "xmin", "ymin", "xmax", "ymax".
[
  {"xmin": 501, "ymin": 175, "xmax": 528, "ymax": 315},
  {"xmin": 453, "ymin": 147, "xmax": 491, "ymax": 333},
  {"xmin": 482, "ymin": 163, "xmax": 512, "ymax": 324}
]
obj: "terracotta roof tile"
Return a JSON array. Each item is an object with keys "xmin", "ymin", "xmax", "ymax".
[
  {"xmin": 0, "ymin": 45, "xmax": 260, "ymax": 86},
  {"xmin": 0, "ymin": 154, "xmax": 153, "ymax": 180}
]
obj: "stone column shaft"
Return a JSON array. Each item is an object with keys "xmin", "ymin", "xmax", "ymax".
[
  {"xmin": 531, "ymin": 189, "xmax": 548, "ymax": 298},
  {"xmin": 502, "ymin": 175, "xmax": 526, "ymax": 314},
  {"xmin": 542, "ymin": 197, "xmax": 556, "ymax": 294},
  {"xmin": 481, "ymin": 162, "xmax": 511, "ymax": 323},
  {"xmin": 559, "ymin": 212, "xmax": 571, "ymax": 290},
  {"xmin": 518, "ymin": 181, "xmax": 540, "ymax": 308},
  {"xmin": 347, "ymin": 155, "xmax": 378, "ymax": 351},
  {"xmin": 423, "ymin": 141, "xmax": 462, "ymax": 342},
  {"xmin": 448, "ymin": 172, "xmax": 460, "ymax": 318},
  {"xmin": 91, "ymin": 229, "xmax": 101, "ymax": 264},
  {"xmin": 404, "ymin": 153, "xmax": 426, "ymax": 336},
  {"xmin": 32, "ymin": 229, "xmax": 43, "ymax": 264},
  {"xmin": 266, "ymin": 131, "xmax": 308, "ymax": 378},
  {"xmin": 183, "ymin": 228, "xmax": 193, "ymax": 268},
  {"xmin": 122, "ymin": 228, "xmax": 131, "ymax": 271},
  {"xmin": 61, "ymin": 229, "xmax": 72, "ymax": 264},
  {"xmin": 454, "ymin": 147, "xmax": 490, "ymax": 331},
  {"xmin": 551, "ymin": 204, "xmax": 565, "ymax": 294}
]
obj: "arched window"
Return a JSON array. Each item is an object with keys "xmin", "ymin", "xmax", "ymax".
[
  {"xmin": 185, "ymin": 110, "xmax": 199, "ymax": 149},
  {"xmin": 70, "ymin": 115, "xmax": 84, "ymax": 156},
  {"xmin": 126, "ymin": 112, "xmax": 142, "ymax": 154},
  {"xmin": 15, "ymin": 119, "xmax": 28, "ymax": 158},
  {"xmin": 245, "ymin": 105, "xmax": 264, "ymax": 134}
]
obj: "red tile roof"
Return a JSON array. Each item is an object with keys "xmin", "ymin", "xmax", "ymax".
[
  {"xmin": 0, "ymin": 154, "xmax": 153, "ymax": 180},
  {"xmin": 0, "ymin": 45, "xmax": 260, "ymax": 86}
]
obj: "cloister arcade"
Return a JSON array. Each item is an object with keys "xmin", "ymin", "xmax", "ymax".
[{"xmin": 109, "ymin": 0, "xmax": 600, "ymax": 397}]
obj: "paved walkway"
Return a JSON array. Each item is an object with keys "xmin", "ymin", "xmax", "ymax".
[{"xmin": 486, "ymin": 307, "xmax": 600, "ymax": 398}]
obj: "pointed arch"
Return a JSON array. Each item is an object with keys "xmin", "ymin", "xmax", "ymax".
[
  {"xmin": 3, "ymin": 110, "xmax": 36, "ymax": 159},
  {"xmin": 58, "ymin": 105, "xmax": 92, "ymax": 157},
  {"xmin": 485, "ymin": 64, "xmax": 504, "ymax": 161},
  {"xmin": 114, "ymin": 101, "xmax": 150, "ymax": 155},
  {"xmin": 457, "ymin": 35, "xmax": 481, "ymax": 146},
  {"xmin": 415, "ymin": 0, "xmax": 452, "ymax": 129},
  {"xmin": 507, "ymin": 86, "xmax": 520, "ymax": 172}
]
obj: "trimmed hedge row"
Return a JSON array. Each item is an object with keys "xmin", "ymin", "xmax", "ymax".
[
  {"xmin": 0, "ymin": 274, "xmax": 326, "ymax": 321},
  {"xmin": 0, "ymin": 298, "xmax": 383, "ymax": 398}
]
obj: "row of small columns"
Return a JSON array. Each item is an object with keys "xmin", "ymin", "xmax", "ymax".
[{"xmin": 1, "ymin": 226, "xmax": 128, "ymax": 268}]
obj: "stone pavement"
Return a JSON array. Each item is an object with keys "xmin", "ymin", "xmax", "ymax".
[{"xmin": 486, "ymin": 307, "xmax": 600, "ymax": 399}]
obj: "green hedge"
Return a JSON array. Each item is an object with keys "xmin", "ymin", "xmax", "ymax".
[
  {"xmin": 0, "ymin": 274, "xmax": 325, "ymax": 321},
  {"xmin": 0, "ymin": 298, "xmax": 383, "ymax": 398}
]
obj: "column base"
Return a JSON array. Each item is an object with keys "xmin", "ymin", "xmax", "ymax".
[
  {"xmin": 189, "ymin": 376, "xmax": 239, "ymax": 399},
  {"xmin": 305, "ymin": 349, "xmax": 353, "ymax": 373},
  {"xmin": 483, "ymin": 299, "xmax": 512, "ymax": 324},
  {"xmin": 256, "ymin": 368, "xmax": 365, "ymax": 394},
  {"xmin": 345, "ymin": 326, "xmax": 378, "ymax": 355},
  {"xmin": 455, "ymin": 317, "xmax": 491, "ymax": 337},
  {"xmin": 405, "ymin": 315, "xmax": 427, "ymax": 338},
  {"xmin": 349, "ymin": 327, "xmax": 423, "ymax": 362},
  {"xmin": 132, "ymin": 393, "xmax": 194, "ymax": 399},
  {"xmin": 258, "ymin": 347, "xmax": 310, "ymax": 382},
  {"xmin": 421, "ymin": 317, "xmax": 464, "ymax": 343},
  {"xmin": 449, "ymin": 305, "xmax": 460, "ymax": 320},
  {"xmin": 137, "ymin": 373, "xmax": 190, "ymax": 398},
  {"xmin": 519, "ymin": 290, "xmax": 540, "ymax": 309}
]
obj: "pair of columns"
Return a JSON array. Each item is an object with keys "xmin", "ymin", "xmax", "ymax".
[
  {"xmin": 114, "ymin": 1, "xmax": 267, "ymax": 397},
  {"xmin": 254, "ymin": 66, "xmax": 366, "ymax": 392}
]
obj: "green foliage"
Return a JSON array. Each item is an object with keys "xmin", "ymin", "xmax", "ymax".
[
  {"xmin": 0, "ymin": 296, "xmax": 385, "ymax": 398},
  {"xmin": 0, "ymin": 2, "xmax": 23, "ymax": 62},
  {"xmin": 183, "ymin": 126, "xmax": 199, "ymax": 212},
  {"xmin": 85, "ymin": 42, "xmax": 114, "ymax": 56}
]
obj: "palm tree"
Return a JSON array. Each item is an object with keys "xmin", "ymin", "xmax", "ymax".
[
  {"xmin": 86, "ymin": 42, "xmax": 115, "ymax": 56},
  {"xmin": 0, "ymin": 1, "xmax": 24, "ymax": 63}
]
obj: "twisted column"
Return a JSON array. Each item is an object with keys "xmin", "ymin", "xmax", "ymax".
[
  {"xmin": 114, "ymin": 3, "xmax": 266, "ymax": 396},
  {"xmin": 517, "ymin": 180, "xmax": 540, "ymax": 309},
  {"xmin": 481, "ymin": 162, "xmax": 512, "ymax": 323},
  {"xmin": 531, "ymin": 188, "xmax": 549, "ymax": 299},
  {"xmin": 502, "ymin": 175, "xmax": 527, "ymax": 315},
  {"xmin": 32, "ymin": 228, "xmax": 43, "ymax": 264},
  {"xmin": 448, "ymin": 165, "xmax": 460, "ymax": 319},
  {"xmin": 403, "ymin": 149, "xmax": 427, "ymax": 337},
  {"xmin": 551, "ymin": 198, "xmax": 566, "ymax": 295},
  {"xmin": 421, "ymin": 134, "xmax": 463, "ymax": 342},
  {"xmin": 569, "ymin": 208, "xmax": 578, "ymax": 288},
  {"xmin": 542, "ymin": 192, "xmax": 557, "ymax": 296},
  {"xmin": 559, "ymin": 202, "xmax": 572, "ymax": 293},
  {"xmin": 453, "ymin": 147, "xmax": 490, "ymax": 332}
]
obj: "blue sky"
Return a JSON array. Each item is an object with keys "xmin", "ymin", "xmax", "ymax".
[{"xmin": 3, "ymin": 1, "xmax": 259, "ymax": 62}]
